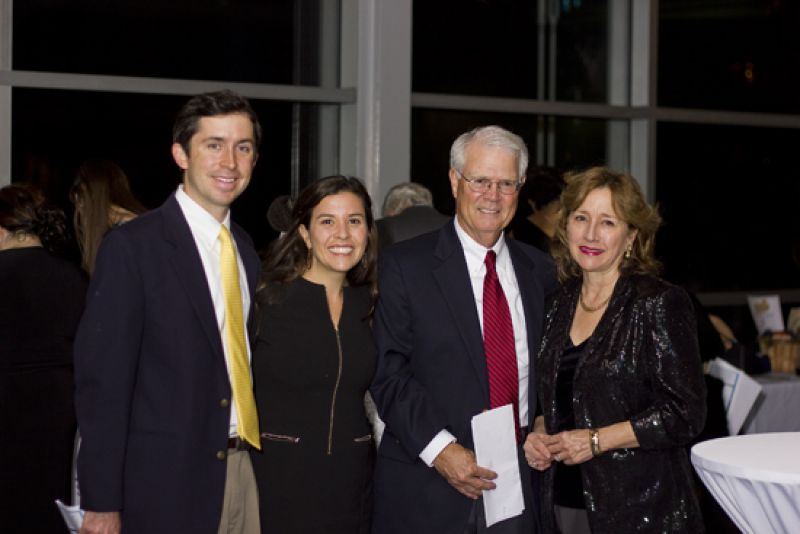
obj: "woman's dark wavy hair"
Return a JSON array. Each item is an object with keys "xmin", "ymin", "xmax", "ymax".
[
  {"xmin": 258, "ymin": 175, "xmax": 378, "ymax": 305},
  {"xmin": 551, "ymin": 166, "xmax": 662, "ymax": 283},
  {"xmin": 0, "ymin": 183, "xmax": 67, "ymax": 252}
]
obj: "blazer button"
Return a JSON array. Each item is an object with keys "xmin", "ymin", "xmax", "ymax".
[
  {"xmin": 216, "ymin": 450, "xmax": 226, "ymax": 460},
  {"xmin": 220, "ymin": 398, "xmax": 230, "ymax": 408}
]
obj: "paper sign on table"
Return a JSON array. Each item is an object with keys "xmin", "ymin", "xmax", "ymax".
[
  {"xmin": 708, "ymin": 357, "xmax": 763, "ymax": 435},
  {"xmin": 471, "ymin": 404, "xmax": 524, "ymax": 527},
  {"xmin": 747, "ymin": 294, "xmax": 785, "ymax": 335}
]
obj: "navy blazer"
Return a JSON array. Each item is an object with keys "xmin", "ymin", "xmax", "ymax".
[
  {"xmin": 370, "ymin": 221, "xmax": 557, "ymax": 534},
  {"xmin": 74, "ymin": 195, "xmax": 260, "ymax": 534}
]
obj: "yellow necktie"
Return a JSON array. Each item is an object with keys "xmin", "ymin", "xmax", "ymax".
[{"xmin": 219, "ymin": 225, "xmax": 261, "ymax": 449}]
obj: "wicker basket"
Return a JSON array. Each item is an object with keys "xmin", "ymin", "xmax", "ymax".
[{"xmin": 759, "ymin": 337, "xmax": 800, "ymax": 374}]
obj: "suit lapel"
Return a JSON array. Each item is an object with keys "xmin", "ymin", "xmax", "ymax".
[
  {"xmin": 231, "ymin": 223, "xmax": 260, "ymax": 299},
  {"xmin": 432, "ymin": 224, "xmax": 490, "ymax": 400},
  {"xmin": 575, "ymin": 275, "xmax": 633, "ymax": 381},
  {"xmin": 507, "ymin": 240, "xmax": 547, "ymax": 421},
  {"xmin": 231, "ymin": 223, "xmax": 260, "ymax": 334},
  {"xmin": 161, "ymin": 196, "xmax": 225, "ymax": 361},
  {"xmin": 508, "ymin": 241, "xmax": 546, "ymax": 358}
]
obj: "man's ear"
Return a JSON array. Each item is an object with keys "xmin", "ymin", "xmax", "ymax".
[
  {"xmin": 171, "ymin": 143, "xmax": 189, "ymax": 170},
  {"xmin": 448, "ymin": 168, "xmax": 460, "ymax": 199}
]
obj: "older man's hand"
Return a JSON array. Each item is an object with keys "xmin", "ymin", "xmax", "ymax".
[
  {"xmin": 80, "ymin": 511, "xmax": 121, "ymax": 534},
  {"xmin": 433, "ymin": 442, "xmax": 497, "ymax": 500}
]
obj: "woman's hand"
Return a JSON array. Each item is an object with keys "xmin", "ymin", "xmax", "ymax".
[
  {"xmin": 523, "ymin": 419, "xmax": 559, "ymax": 471},
  {"xmin": 546, "ymin": 429, "xmax": 594, "ymax": 466}
]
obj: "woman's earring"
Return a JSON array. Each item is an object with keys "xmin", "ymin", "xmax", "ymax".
[{"xmin": 624, "ymin": 244, "xmax": 632, "ymax": 259}]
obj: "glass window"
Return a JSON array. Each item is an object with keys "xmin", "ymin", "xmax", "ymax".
[
  {"xmin": 659, "ymin": 0, "xmax": 800, "ymax": 113},
  {"xmin": 553, "ymin": 1, "xmax": 611, "ymax": 103},
  {"xmin": 412, "ymin": 0, "xmax": 610, "ymax": 103},
  {"xmin": 656, "ymin": 122, "xmax": 800, "ymax": 292},
  {"xmin": 411, "ymin": 109, "xmax": 609, "ymax": 215},
  {"xmin": 11, "ymin": 88, "xmax": 295, "ymax": 250},
  {"xmin": 13, "ymin": 0, "xmax": 336, "ymax": 87}
]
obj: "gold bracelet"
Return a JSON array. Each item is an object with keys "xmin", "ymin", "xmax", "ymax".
[{"xmin": 590, "ymin": 429, "xmax": 602, "ymax": 457}]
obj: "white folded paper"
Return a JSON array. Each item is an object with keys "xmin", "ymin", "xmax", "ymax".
[
  {"xmin": 708, "ymin": 358, "xmax": 763, "ymax": 435},
  {"xmin": 55, "ymin": 499, "xmax": 83, "ymax": 533},
  {"xmin": 471, "ymin": 404, "xmax": 524, "ymax": 527}
]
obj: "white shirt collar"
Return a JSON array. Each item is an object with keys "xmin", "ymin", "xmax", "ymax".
[
  {"xmin": 175, "ymin": 185, "xmax": 232, "ymax": 249},
  {"xmin": 453, "ymin": 216, "xmax": 509, "ymax": 275}
]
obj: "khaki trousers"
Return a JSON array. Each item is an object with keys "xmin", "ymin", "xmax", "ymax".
[{"xmin": 217, "ymin": 449, "xmax": 260, "ymax": 534}]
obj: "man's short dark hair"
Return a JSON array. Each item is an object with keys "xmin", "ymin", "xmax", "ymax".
[{"xmin": 172, "ymin": 90, "xmax": 262, "ymax": 156}]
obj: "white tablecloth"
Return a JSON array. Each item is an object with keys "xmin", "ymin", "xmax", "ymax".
[
  {"xmin": 692, "ymin": 433, "xmax": 800, "ymax": 533},
  {"xmin": 743, "ymin": 373, "xmax": 800, "ymax": 434}
]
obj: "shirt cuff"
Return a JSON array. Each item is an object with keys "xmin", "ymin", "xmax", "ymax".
[{"xmin": 419, "ymin": 430, "xmax": 457, "ymax": 467}]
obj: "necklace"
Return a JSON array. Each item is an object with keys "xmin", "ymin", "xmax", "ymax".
[{"xmin": 579, "ymin": 290, "xmax": 612, "ymax": 313}]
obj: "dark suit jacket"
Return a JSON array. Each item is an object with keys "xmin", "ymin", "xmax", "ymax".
[
  {"xmin": 74, "ymin": 195, "xmax": 260, "ymax": 534},
  {"xmin": 370, "ymin": 221, "xmax": 557, "ymax": 534},
  {"xmin": 376, "ymin": 205, "xmax": 450, "ymax": 248}
]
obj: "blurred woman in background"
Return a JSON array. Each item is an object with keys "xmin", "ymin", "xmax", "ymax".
[
  {"xmin": 70, "ymin": 159, "xmax": 145, "ymax": 273},
  {"xmin": 250, "ymin": 175, "xmax": 378, "ymax": 533},
  {"xmin": 0, "ymin": 183, "xmax": 88, "ymax": 533}
]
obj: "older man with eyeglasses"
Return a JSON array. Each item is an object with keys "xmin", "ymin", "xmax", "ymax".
[{"xmin": 370, "ymin": 125, "xmax": 558, "ymax": 534}]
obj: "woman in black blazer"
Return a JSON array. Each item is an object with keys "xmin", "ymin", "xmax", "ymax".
[
  {"xmin": 250, "ymin": 175, "xmax": 378, "ymax": 534},
  {"xmin": 523, "ymin": 167, "xmax": 706, "ymax": 533}
]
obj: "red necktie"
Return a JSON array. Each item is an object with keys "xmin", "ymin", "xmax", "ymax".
[{"xmin": 482, "ymin": 250, "xmax": 520, "ymax": 441}]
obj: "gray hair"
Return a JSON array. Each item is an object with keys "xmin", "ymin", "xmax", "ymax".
[
  {"xmin": 382, "ymin": 182, "xmax": 434, "ymax": 217},
  {"xmin": 449, "ymin": 125, "xmax": 528, "ymax": 180}
]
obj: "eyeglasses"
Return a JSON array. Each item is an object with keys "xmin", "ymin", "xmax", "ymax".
[{"xmin": 455, "ymin": 169, "xmax": 521, "ymax": 195}]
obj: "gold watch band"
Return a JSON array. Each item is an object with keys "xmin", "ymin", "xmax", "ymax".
[{"xmin": 590, "ymin": 429, "xmax": 602, "ymax": 457}]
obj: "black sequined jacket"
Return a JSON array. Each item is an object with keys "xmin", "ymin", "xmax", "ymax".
[{"xmin": 537, "ymin": 273, "xmax": 706, "ymax": 533}]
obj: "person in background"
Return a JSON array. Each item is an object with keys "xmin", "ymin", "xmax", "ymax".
[
  {"xmin": 0, "ymin": 183, "xmax": 88, "ymax": 534},
  {"xmin": 265, "ymin": 194, "xmax": 292, "ymax": 236},
  {"xmin": 507, "ymin": 166, "xmax": 565, "ymax": 253},
  {"xmin": 250, "ymin": 175, "xmax": 378, "ymax": 533},
  {"xmin": 371, "ymin": 126, "xmax": 557, "ymax": 533},
  {"xmin": 70, "ymin": 159, "xmax": 145, "ymax": 274},
  {"xmin": 375, "ymin": 181, "xmax": 449, "ymax": 248},
  {"xmin": 524, "ymin": 167, "xmax": 706, "ymax": 533},
  {"xmin": 74, "ymin": 90, "xmax": 262, "ymax": 534}
]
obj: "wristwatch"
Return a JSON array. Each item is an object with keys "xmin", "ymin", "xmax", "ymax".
[{"xmin": 590, "ymin": 429, "xmax": 602, "ymax": 457}]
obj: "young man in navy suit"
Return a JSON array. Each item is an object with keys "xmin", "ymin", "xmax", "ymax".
[
  {"xmin": 75, "ymin": 91, "xmax": 262, "ymax": 534},
  {"xmin": 371, "ymin": 126, "xmax": 557, "ymax": 533}
]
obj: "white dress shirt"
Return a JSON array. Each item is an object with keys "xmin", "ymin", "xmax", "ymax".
[
  {"xmin": 175, "ymin": 186, "xmax": 252, "ymax": 437},
  {"xmin": 419, "ymin": 217, "xmax": 529, "ymax": 466}
]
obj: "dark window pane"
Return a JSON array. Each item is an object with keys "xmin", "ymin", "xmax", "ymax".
[
  {"xmin": 411, "ymin": 109, "xmax": 608, "ymax": 215},
  {"xmin": 656, "ymin": 122, "xmax": 800, "ymax": 291},
  {"xmin": 659, "ymin": 0, "xmax": 800, "ymax": 113},
  {"xmin": 12, "ymin": 88, "xmax": 293, "ymax": 250},
  {"xmin": 554, "ymin": 1, "xmax": 610, "ymax": 103},
  {"xmin": 13, "ymin": 0, "xmax": 334, "ymax": 86},
  {"xmin": 412, "ymin": 1, "xmax": 609, "ymax": 103}
]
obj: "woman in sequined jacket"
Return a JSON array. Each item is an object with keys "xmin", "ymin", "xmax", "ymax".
[{"xmin": 523, "ymin": 167, "xmax": 706, "ymax": 533}]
